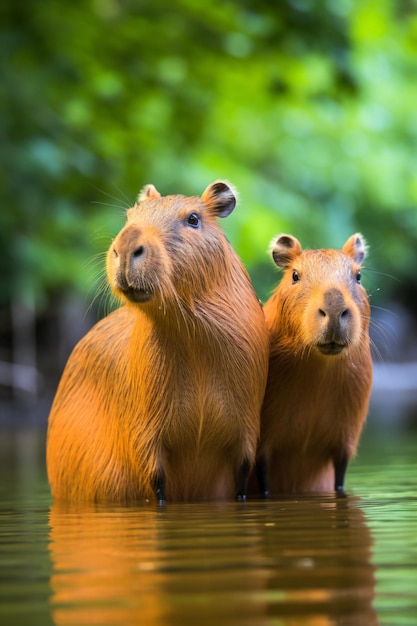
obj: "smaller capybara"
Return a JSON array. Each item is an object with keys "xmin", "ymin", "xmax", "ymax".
[
  {"xmin": 255, "ymin": 233, "xmax": 373, "ymax": 496},
  {"xmin": 46, "ymin": 180, "xmax": 269, "ymax": 503}
]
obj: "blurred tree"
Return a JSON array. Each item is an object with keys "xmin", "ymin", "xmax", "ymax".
[{"xmin": 1, "ymin": 0, "xmax": 417, "ymax": 407}]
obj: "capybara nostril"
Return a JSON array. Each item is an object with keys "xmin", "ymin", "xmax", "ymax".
[
  {"xmin": 318, "ymin": 308, "xmax": 326, "ymax": 317},
  {"xmin": 131, "ymin": 245, "xmax": 145, "ymax": 262}
]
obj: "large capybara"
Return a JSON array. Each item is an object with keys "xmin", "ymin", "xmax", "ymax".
[
  {"xmin": 255, "ymin": 233, "xmax": 373, "ymax": 496},
  {"xmin": 46, "ymin": 181, "xmax": 269, "ymax": 503}
]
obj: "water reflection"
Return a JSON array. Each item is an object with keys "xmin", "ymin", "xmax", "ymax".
[{"xmin": 48, "ymin": 496, "xmax": 378, "ymax": 626}]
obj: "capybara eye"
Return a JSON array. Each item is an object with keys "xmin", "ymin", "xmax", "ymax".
[
  {"xmin": 292, "ymin": 270, "xmax": 300, "ymax": 284},
  {"xmin": 186, "ymin": 212, "xmax": 201, "ymax": 228},
  {"xmin": 356, "ymin": 270, "xmax": 361, "ymax": 283}
]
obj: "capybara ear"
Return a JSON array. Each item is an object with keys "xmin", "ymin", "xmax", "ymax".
[
  {"xmin": 270, "ymin": 234, "xmax": 302, "ymax": 268},
  {"xmin": 137, "ymin": 184, "xmax": 162, "ymax": 204},
  {"xmin": 201, "ymin": 180, "xmax": 237, "ymax": 218},
  {"xmin": 342, "ymin": 233, "xmax": 367, "ymax": 265}
]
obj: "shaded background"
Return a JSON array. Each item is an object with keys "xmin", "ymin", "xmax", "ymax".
[{"xmin": 1, "ymin": 0, "xmax": 417, "ymax": 426}]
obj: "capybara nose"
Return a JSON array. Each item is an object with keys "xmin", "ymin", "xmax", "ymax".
[
  {"xmin": 319, "ymin": 288, "xmax": 351, "ymax": 335},
  {"xmin": 114, "ymin": 226, "xmax": 146, "ymax": 269},
  {"xmin": 321, "ymin": 288, "xmax": 350, "ymax": 317}
]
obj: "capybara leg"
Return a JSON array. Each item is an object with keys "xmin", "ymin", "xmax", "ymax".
[
  {"xmin": 255, "ymin": 455, "xmax": 269, "ymax": 498},
  {"xmin": 152, "ymin": 471, "xmax": 166, "ymax": 504},
  {"xmin": 235, "ymin": 459, "xmax": 251, "ymax": 502},
  {"xmin": 334, "ymin": 453, "xmax": 348, "ymax": 497}
]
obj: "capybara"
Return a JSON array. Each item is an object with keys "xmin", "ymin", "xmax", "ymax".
[
  {"xmin": 255, "ymin": 233, "xmax": 373, "ymax": 496},
  {"xmin": 46, "ymin": 181, "xmax": 269, "ymax": 503}
]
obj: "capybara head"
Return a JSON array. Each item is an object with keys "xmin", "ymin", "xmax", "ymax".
[
  {"xmin": 107, "ymin": 181, "xmax": 237, "ymax": 308},
  {"xmin": 269, "ymin": 233, "xmax": 370, "ymax": 356}
]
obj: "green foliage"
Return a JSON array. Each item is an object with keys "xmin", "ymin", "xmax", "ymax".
[{"xmin": 1, "ymin": 0, "xmax": 416, "ymax": 309}]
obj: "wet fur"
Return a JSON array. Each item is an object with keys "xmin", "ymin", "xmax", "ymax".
[
  {"xmin": 46, "ymin": 182, "xmax": 269, "ymax": 503},
  {"xmin": 257, "ymin": 234, "xmax": 373, "ymax": 495}
]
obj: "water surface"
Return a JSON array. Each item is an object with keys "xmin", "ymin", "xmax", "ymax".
[{"xmin": 0, "ymin": 423, "xmax": 416, "ymax": 626}]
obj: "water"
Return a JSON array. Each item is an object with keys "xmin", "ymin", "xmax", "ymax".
[{"xmin": 0, "ymin": 420, "xmax": 416, "ymax": 626}]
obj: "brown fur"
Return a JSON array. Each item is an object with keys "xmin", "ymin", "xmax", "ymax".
[
  {"xmin": 256, "ymin": 233, "xmax": 373, "ymax": 495},
  {"xmin": 46, "ymin": 181, "xmax": 269, "ymax": 503}
]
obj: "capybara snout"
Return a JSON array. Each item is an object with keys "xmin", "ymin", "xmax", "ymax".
[
  {"xmin": 113, "ymin": 226, "xmax": 146, "ymax": 268},
  {"xmin": 315, "ymin": 287, "xmax": 356, "ymax": 354},
  {"xmin": 109, "ymin": 225, "xmax": 157, "ymax": 303},
  {"xmin": 310, "ymin": 285, "xmax": 361, "ymax": 354},
  {"xmin": 320, "ymin": 288, "xmax": 350, "ymax": 325}
]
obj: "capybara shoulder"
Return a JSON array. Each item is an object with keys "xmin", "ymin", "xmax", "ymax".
[{"xmin": 46, "ymin": 181, "xmax": 269, "ymax": 503}]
